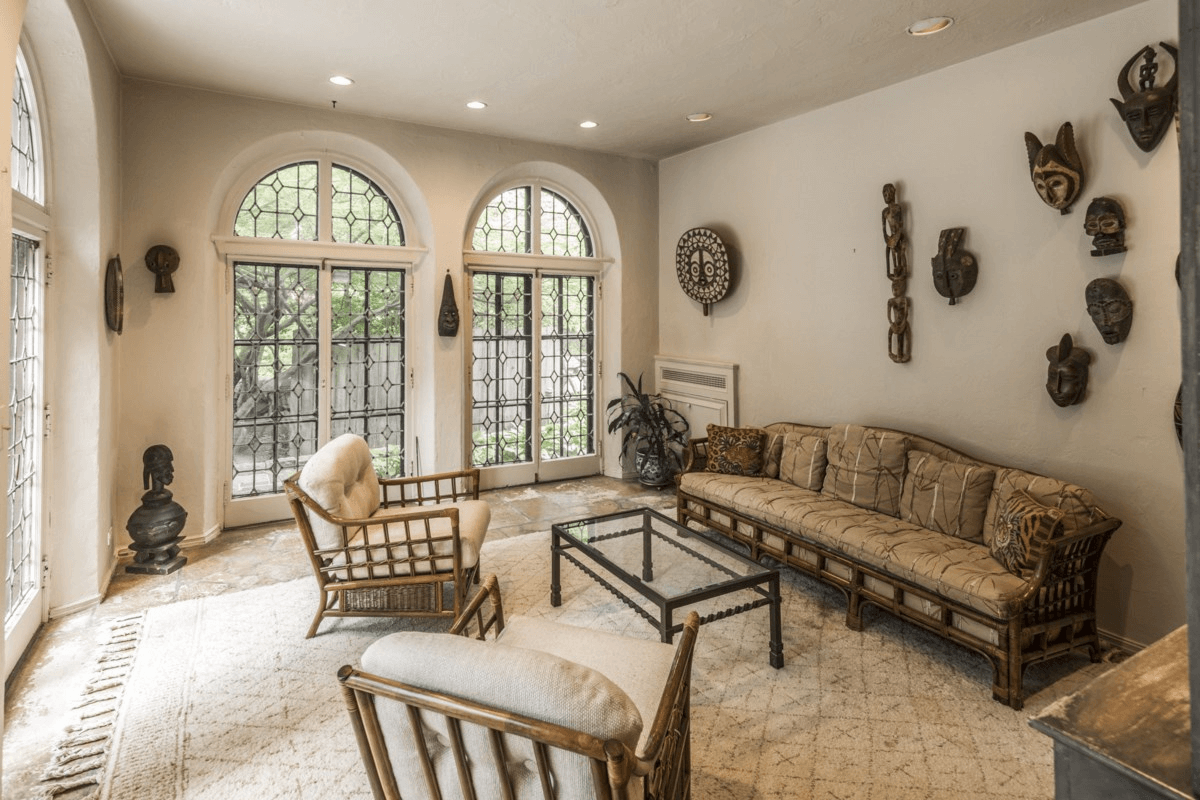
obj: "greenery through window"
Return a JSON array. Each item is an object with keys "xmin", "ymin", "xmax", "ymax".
[
  {"xmin": 471, "ymin": 185, "xmax": 591, "ymax": 257},
  {"xmin": 235, "ymin": 162, "xmax": 318, "ymax": 240},
  {"xmin": 332, "ymin": 165, "xmax": 405, "ymax": 245}
]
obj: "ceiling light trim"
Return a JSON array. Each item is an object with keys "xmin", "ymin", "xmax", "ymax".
[{"xmin": 906, "ymin": 16, "xmax": 954, "ymax": 36}]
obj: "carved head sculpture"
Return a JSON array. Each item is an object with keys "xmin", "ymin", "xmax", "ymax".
[
  {"xmin": 437, "ymin": 272, "xmax": 460, "ymax": 337},
  {"xmin": 142, "ymin": 444, "xmax": 175, "ymax": 492},
  {"xmin": 1083, "ymin": 197, "xmax": 1127, "ymax": 257},
  {"xmin": 144, "ymin": 244, "xmax": 180, "ymax": 293},
  {"xmin": 1045, "ymin": 333, "xmax": 1091, "ymax": 407},
  {"xmin": 1110, "ymin": 43, "xmax": 1179, "ymax": 153},
  {"xmin": 930, "ymin": 227, "xmax": 978, "ymax": 306},
  {"xmin": 1085, "ymin": 278, "xmax": 1133, "ymax": 345},
  {"xmin": 1024, "ymin": 122, "xmax": 1084, "ymax": 214}
]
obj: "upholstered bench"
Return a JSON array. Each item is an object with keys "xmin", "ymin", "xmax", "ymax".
[{"xmin": 677, "ymin": 422, "xmax": 1122, "ymax": 709}]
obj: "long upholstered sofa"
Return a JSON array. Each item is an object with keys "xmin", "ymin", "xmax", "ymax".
[{"xmin": 675, "ymin": 422, "xmax": 1122, "ymax": 709}]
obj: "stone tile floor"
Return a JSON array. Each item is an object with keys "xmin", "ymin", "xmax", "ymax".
[{"xmin": 2, "ymin": 475, "xmax": 673, "ymax": 798}]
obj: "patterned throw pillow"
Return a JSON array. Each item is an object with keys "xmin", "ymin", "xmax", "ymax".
[
  {"xmin": 820, "ymin": 424, "xmax": 909, "ymax": 516},
  {"xmin": 899, "ymin": 450, "xmax": 995, "ymax": 542},
  {"xmin": 989, "ymin": 490, "xmax": 1066, "ymax": 578},
  {"xmin": 705, "ymin": 424, "xmax": 769, "ymax": 476},
  {"xmin": 779, "ymin": 433, "xmax": 828, "ymax": 490}
]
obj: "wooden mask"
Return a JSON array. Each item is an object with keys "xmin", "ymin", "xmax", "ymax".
[
  {"xmin": 1110, "ymin": 43, "xmax": 1178, "ymax": 153},
  {"xmin": 1024, "ymin": 122, "xmax": 1084, "ymax": 215}
]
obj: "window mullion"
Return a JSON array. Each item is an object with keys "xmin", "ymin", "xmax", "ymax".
[
  {"xmin": 319, "ymin": 158, "xmax": 333, "ymax": 243},
  {"xmin": 317, "ymin": 261, "xmax": 332, "ymax": 445}
]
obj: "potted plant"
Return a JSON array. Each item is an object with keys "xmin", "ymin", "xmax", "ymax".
[{"xmin": 606, "ymin": 372, "xmax": 691, "ymax": 487}]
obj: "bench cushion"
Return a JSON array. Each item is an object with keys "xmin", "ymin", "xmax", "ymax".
[
  {"xmin": 332, "ymin": 499, "xmax": 490, "ymax": 579},
  {"xmin": 779, "ymin": 433, "xmax": 828, "ymax": 491},
  {"xmin": 899, "ymin": 450, "xmax": 995, "ymax": 543},
  {"xmin": 821, "ymin": 424, "xmax": 909, "ymax": 516}
]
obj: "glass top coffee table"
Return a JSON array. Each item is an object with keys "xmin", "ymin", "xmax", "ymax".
[{"xmin": 551, "ymin": 507, "xmax": 783, "ymax": 668}]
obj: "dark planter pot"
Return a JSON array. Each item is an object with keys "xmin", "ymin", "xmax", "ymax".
[{"xmin": 634, "ymin": 446, "xmax": 671, "ymax": 487}]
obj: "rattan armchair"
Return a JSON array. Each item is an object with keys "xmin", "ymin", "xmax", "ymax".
[
  {"xmin": 338, "ymin": 574, "xmax": 699, "ymax": 800},
  {"xmin": 283, "ymin": 433, "xmax": 490, "ymax": 638}
]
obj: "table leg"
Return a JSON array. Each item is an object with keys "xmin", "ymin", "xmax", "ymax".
[
  {"xmin": 550, "ymin": 534, "xmax": 562, "ymax": 607},
  {"xmin": 661, "ymin": 606, "xmax": 674, "ymax": 644},
  {"xmin": 768, "ymin": 573, "xmax": 784, "ymax": 669}
]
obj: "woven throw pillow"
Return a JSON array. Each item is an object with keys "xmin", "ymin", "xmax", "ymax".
[
  {"xmin": 778, "ymin": 433, "xmax": 828, "ymax": 490},
  {"xmin": 899, "ymin": 450, "xmax": 995, "ymax": 542},
  {"xmin": 820, "ymin": 424, "xmax": 909, "ymax": 516},
  {"xmin": 989, "ymin": 490, "xmax": 1066, "ymax": 578},
  {"xmin": 705, "ymin": 424, "xmax": 769, "ymax": 476}
]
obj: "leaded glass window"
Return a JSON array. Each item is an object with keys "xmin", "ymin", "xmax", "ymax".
[
  {"xmin": 11, "ymin": 49, "xmax": 41, "ymax": 202},
  {"xmin": 471, "ymin": 185, "xmax": 592, "ymax": 258},
  {"xmin": 332, "ymin": 165, "xmax": 405, "ymax": 245},
  {"xmin": 471, "ymin": 272, "xmax": 533, "ymax": 466},
  {"xmin": 234, "ymin": 162, "xmax": 319, "ymax": 240},
  {"xmin": 6, "ymin": 234, "xmax": 40, "ymax": 624},
  {"xmin": 540, "ymin": 275, "xmax": 595, "ymax": 458},
  {"xmin": 541, "ymin": 190, "xmax": 593, "ymax": 257}
]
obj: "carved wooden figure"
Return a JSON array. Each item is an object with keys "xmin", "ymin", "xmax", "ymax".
[
  {"xmin": 1025, "ymin": 123, "xmax": 1084, "ymax": 214},
  {"xmin": 882, "ymin": 183, "xmax": 911, "ymax": 363},
  {"xmin": 437, "ymin": 271, "xmax": 459, "ymax": 337},
  {"xmin": 931, "ymin": 227, "xmax": 978, "ymax": 305},
  {"xmin": 1084, "ymin": 197, "xmax": 1127, "ymax": 256},
  {"xmin": 1111, "ymin": 43, "xmax": 1179, "ymax": 153},
  {"xmin": 1085, "ymin": 278, "xmax": 1133, "ymax": 344},
  {"xmin": 1046, "ymin": 333, "xmax": 1091, "ymax": 407}
]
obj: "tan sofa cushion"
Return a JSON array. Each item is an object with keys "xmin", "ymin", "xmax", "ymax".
[
  {"xmin": 821, "ymin": 424, "xmax": 909, "ymax": 516},
  {"xmin": 361, "ymin": 630, "xmax": 642, "ymax": 799},
  {"xmin": 779, "ymin": 433, "xmax": 828, "ymax": 491},
  {"xmin": 899, "ymin": 450, "xmax": 995, "ymax": 543},
  {"xmin": 333, "ymin": 499, "xmax": 491, "ymax": 579},
  {"xmin": 983, "ymin": 468, "xmax": 1109, "ymax": 545}
]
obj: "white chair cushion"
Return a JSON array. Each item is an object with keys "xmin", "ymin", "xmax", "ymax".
[
  {"xmin": 497, "ymin": 615, "xmax": 676, "ymax": 754},
  {"xmin": 361, "ymin": 630, "xmax": 642, "ymax": 799},
  {"xmin": 298, "ymin": 433, "xmax": 381, "ymax": 551}
]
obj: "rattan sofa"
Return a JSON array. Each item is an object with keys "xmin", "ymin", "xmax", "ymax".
[{"xmin": 676, "ymin": 422, "xmax": 1122, "ymax": 709}]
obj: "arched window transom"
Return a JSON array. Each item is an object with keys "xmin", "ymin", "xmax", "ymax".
[
  {"xmin": 471, "ymin": 185, "xmax": 592, "ymax": 257},
  {"xmin": 11, "ymin": 48, "xmax": 42, "ymax": 203}
]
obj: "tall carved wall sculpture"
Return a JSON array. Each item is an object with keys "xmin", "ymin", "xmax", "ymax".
[{"xmin": 882, "ymin": 183, "xmax": 911, "ymax": 363}]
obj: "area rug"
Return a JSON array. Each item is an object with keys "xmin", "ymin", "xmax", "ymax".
[{"xmin": 95, "ymin": 530, "xmax": 1115, "ymax": 800}]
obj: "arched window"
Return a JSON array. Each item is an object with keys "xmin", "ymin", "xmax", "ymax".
[
  {"xmin": 7, "ymin": 45, "xmax": 48, "ymax": 678},
  {"xmin": 225, "ymin": 159, "xmax": 410, "ymax": 524},
  {"xmin": 467, "ymin": 183, "xmax": 600, "ymax": 488}
]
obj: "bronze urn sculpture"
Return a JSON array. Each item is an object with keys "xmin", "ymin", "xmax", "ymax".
[{"xmin": 125, "ymin": 444, "xmax": 188, "ymax": 574}]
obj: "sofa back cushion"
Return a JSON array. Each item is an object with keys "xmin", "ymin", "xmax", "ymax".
[
  {"xmin": 779, "ymin": 433, "xmax": 828, "ymax": 491},
  {"xmin": 705, "ymin": 424, "xmax": 769, "ymax": 476},
  {"xmin": 298, "ymin": 433, "xmax": 381, "ymax": 550},
  {"xmin": 899, "ymin": 450, "xmax": 995, "ymax": 543},
  {"xmin": 983, "ymin": 468, "xmax": 1109, "ymax": 545},
  {"xmin": 989, "ymin": 490, "xmax": 1066, "ymax": 578},
  {"xmin": 820, "ymin": 424, "xmax": 909, "ymax": 516}
]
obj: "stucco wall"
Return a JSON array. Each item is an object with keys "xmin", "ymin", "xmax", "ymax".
[
  {"xmin": 659, "ymin": 0, "xmax": 1180, "ymax": 647},
  {"xmin": 116, "ymin": 82, "xmax": 658, "ymax": 545}
]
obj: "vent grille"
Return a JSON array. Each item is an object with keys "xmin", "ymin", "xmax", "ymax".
[{"xmin": 661, "ymin": 368, "xmax": 726, "ymax": 390}]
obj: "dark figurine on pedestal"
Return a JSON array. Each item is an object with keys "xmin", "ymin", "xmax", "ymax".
[{"xmin": 125, "ymin": 444, "xmax": 188, "ymax": 575}]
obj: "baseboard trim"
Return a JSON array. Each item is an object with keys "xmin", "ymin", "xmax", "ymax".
[
  {"xmin": 180, "ymin": 523, "xmax": 222, "ymax": 549},
  {"xmin": 50, "ymin": 592, "xmax": 103, "ymax": 619},
  {"xmin": 1100, "ymin": 629, "xmax": 1145, "ymax": 655}
]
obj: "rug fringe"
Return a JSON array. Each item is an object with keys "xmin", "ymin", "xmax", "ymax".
[{"xmin": 34, "ymin": 612, "xmax": 146, "ymax": 800}]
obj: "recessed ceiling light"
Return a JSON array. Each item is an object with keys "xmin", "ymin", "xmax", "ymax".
[
  {"xmin": 906, "ymin": 16, "xmax": 953, "ymax": 36},
  {"xmin": 466, "ymin": 100, "xmax": 487, "ymax": 110},
  {"xmin": 580, "ymin": 120, "xmax": 598, "ymax": 129},
  {"xmin": 686, "ymin": 113, "xmax": 713, "ymax": 123},
  {"xmin": 329, "ymin": 75, "xmax": 354, "ymax": 86}
]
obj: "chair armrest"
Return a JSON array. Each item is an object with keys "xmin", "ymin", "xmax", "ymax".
[
  {"xmin": 637, "ymin": 611, "xmax": 699, "ymax": 775},
  {"xmin": 681, "ymin": 438, "xmax": 708, "ymax": 475},
  {"xmin": 449, "ymin": 574, "xmax": 506, "ymax": 640},
  {"xmin": 380, "ymin": 468, "xmax": 481, "ymax": 506}
]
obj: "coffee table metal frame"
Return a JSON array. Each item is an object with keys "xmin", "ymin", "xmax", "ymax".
[{"xmin": 551, "ymin": 506, "xmax": 784, "ymax": 668}]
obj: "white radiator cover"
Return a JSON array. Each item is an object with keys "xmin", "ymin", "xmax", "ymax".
[{"xmin": 654, "ymin": 355, "xmax": 738, "ymax": 436}]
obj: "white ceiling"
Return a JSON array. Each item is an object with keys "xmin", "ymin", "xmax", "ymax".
[{"xmin": 79, "ymin": 0, "xmax": 1144, "ymax": 161}]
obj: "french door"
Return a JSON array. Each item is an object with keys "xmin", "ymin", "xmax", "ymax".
[
  {"xmin": 225, "ymin": 260, "xmax": 407, "ymax": 526},
  {"xmin": 5, "ymin": 233, "xmax": 44, "ymax": 677},
  {"xmin": 469, "ymin": 268, "xmax": 600, "ymax": 488}
]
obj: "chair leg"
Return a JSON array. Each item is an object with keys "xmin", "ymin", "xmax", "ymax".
[{"xmin": 306, "ymin": 590, "xmax": 328, "ymax": 639}]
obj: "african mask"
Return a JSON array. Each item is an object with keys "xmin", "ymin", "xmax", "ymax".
[
  {"xmin": 1110, "ymin": 43, "xmax": 1178, "ymax": 153},
  {"xmin": 144, "ymin": 244, "xmax": 180, "ymax": 293},
  {"xmin": 1045, "ymin": 333, "xmax": 1091, "ymax": 408},
  {"xmin": 1025, "ymin": 122, "xmax": 1084, "ymax": 215},
  {"xmin": 1085, "ymin": 278, "xmax": 1133, "ymax": 345},
  {"xmin": 930, "ymin": 227, "xmax": 977, "ymax": 306},
  {"xmin": 437, "ymin": 271, "xmax": 459, "ymax": 337},
  {"xmin": 1083, "ymin": 197, "xmax": 1127, "ymax": 257}
]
